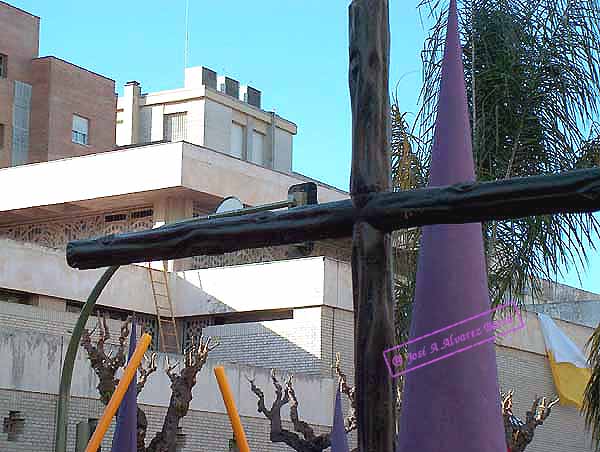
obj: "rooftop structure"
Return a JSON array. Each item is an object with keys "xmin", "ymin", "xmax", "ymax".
[{"xmin": 116, "ymin": 66, "xmax": 296, "ymax": 173}]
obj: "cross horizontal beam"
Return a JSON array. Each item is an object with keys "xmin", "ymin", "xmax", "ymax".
[{"xmin": 66, "ymin": 167, "xmax": 600, "ymax": 270}]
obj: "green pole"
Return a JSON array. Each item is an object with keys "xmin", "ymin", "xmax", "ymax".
[{"xmin": 54, "ymin": 265, "xmax": 120, "ymax": 452}]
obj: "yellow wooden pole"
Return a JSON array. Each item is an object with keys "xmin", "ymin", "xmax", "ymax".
[
  {"xmin": 214, "ymin": 366, "xmax": 251, "ymax": 452},
  {"xmin": 84, "ymin": 333, "xmax": 152, "ymax": 452}
]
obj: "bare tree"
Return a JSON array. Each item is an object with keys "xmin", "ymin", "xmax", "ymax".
[
  {"xmin": 80, "ymin": 317, "xmax": 217, "ymax": 452},
  {"xmin": 146, "ymin": 335, "xmax": 219, "ymax": 452},
  {"xmin": 81, "ymin": 314, "xmax": 133, "ymax": 404},
  {"xmin": 248, "ymin": 353, "xmax": 357, "ymax": 452},
  {"xmin": 501, "ymin": 389, "xmax": 559, "ymax": 452}
]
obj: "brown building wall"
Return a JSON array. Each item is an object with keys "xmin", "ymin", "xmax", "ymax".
[
  {"xmin": 30, "ymin": 57, "xmax": 116, "ymax": 163},
  {"xmin": 0, "ymin": 2, "xmax": 39, "ymax": 167},
  {"xmin": 0, "ymin": 2, "xmax": 116, "ymax": 167},
  {"xmin": 28, "ymin": 58, "xmax": 51, "ymax": 163}
]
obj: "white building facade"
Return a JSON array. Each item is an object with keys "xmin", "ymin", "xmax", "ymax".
[{"xmin": 116, "ymin": 66, "xmax": 296, "ymax": 173}]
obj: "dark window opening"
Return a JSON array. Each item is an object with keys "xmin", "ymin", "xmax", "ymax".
[
  {"xmin": 105, "ymin": 213, "xmax": 127, "ymax": 223},
  {"xmin": 66, "ymin": 301, "xmax": 130, "ymax": 321},
  {"xmin": 212, "ymin": 309, "xmax": 294, "ymax": 326},
  {"xmin": 0, "ymin": 54, "xmax": 6, "ymax": 78},
  {"xmin": 130, "ymin": 209, "xmax": 153, "ymax": 219},
  {"xmin": 3, "ymin": 411, "xmax": 25, "ymax": 441},
  {"xmin": 0, "ymin": 289, "xmax": 33, "ymax": 306}
]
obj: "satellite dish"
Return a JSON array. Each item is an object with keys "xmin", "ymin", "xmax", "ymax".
[{"xmin": 215, "ymin": 196, "xmax": 244, "ymax": 214}]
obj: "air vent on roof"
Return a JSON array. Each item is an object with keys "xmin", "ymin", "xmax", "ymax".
[
  {"xmin": 240, "ymin": 85, "xmax": 261, "ymax": 109},
  {"xmin": 217, "ymin": 75, "xmax": 240, "ymax": 98},
  {"xmin": 201, "ymin": 67, "xmax": 217, "ymax": 89}
]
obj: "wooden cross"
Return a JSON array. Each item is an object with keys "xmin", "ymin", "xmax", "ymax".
[{"xmin": 66, "ymin": 1, "xmax": 600, "ymax": 450}]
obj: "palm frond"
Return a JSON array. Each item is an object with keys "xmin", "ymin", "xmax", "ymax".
[{"xmin": 585, "ymin": 327, "xmax": 600, "ymax": 450}]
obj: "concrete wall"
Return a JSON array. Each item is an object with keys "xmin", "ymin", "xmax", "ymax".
[
  {"xmin": 523, "ymin": 279, "xmax": 600, "ymax": 305},
  {"xmin": 497, "ymin": 310, "xmax": 592, "ymax": 356},
  {"xmin": 0, "ymin": 240, "xmax": 353, "ymax": 318},
  {"xmin": 181, "ymin": 257, "xmax": 327, "ymax": 314},
  {"xmin": 0, "ymin": 307, "xmax": 337, "ymax": 452},
  {"xmin": 203, "ymin": 98, "xmax": 232, "ymax": 152},
  {"xmin": 0, "ymin": 238, "xmax": 203, "ymax": 315},
  {"xmin": 181, "ymin": 142, "xmax": 347, "ymax": 206},
  {"xmin": 0, "ymin": 142, "xmax": 347, "ymax": 219},
  {"xmin": 0, "ymin": 321, "xmax": 335, "ymax": 425},
  {"xmin": 0, "ymin": 388, "xmax": 332, "ymax": 452},
  {"xmin": 204, "ymin": 307, "xmax": 324, "ymax": 375},
  {"xmin": 527, "ymin": 302, "xmax": 600, "ymax": 328},
  {"xmin": 0, "ymin": 2, "xmax": 39, "ymax": 168}
]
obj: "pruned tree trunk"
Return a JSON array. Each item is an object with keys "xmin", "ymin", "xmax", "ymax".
[
  {"xmin": 81, "ymin": 318, "xmax": 217, "ymax": 452},
  {"xmin": 248, "ymin": 354, "xmax": 357, "ymax": 452},
  {"xmin": 81, "ymin": 314, "xmax": 132, "ymax": 404},
  {"xmin": 501, "ymin": 390, "xmax": 559, "ymax": 452},
  {"xmin": 146, "ymin": 336, "xmax": 218, "ymax": 452}
]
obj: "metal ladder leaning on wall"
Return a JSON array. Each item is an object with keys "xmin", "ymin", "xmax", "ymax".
[{"xmin": 147, "ymin": 261, "xmax": 180, "ymax": 353}]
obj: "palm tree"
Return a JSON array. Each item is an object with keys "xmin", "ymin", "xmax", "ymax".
[{"xmin": 391, "ymin": 0, "xmax": 600, "ymax": 445}]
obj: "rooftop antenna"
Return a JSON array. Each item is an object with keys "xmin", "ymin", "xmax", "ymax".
[{"xmin": 184, "ymin": 0, "xmax": 190, "ymax": 69}]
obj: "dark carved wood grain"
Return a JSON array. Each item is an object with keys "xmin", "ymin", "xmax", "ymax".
[
  {"xmin": 67, "ymin": 168, "xmax": 600, "ymax": 270},
  {"xmin": 348, "ymin": 0, "xmax": 396, "ymax": 451}
]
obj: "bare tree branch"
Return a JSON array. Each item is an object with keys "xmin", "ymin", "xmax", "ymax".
[
  {"xmin": 137, "ymin": 352, "xmax": 157, "ymax": 395},
  {"xmin": 146, "ymin": 335, "xmax": 219, "ymax": 452},
  {"xmin": 333, "ymin": 353, "xmax": 357, "ymax": 433},
  {"xmin": 248, "ymin": 355, "xmax": 358, "ymax": 452},
  {"xmin": 80, "ymin": 314, "xmax": 131, "ymax": 404},
  {"xmin": 501, "ymin": 389, "xmax": 559, "ymax": 452}
]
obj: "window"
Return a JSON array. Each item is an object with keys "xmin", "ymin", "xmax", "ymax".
[
  {"xmin": 251, "ymin": 130, "xmax": 265, "ymax": 165},
  {"xmin": 0, "ymin": 54, "xmax": 6, "ymax": 78},
  {"xmin": 230, "ymin": 122, "xmax": 244, "ymax": 158},
  {"xmin": 72, "ymin": 115, "xmax": 89, "ymax": 145},
  {"xmin": 3, "ymin": 411, "xmax": 25, "ymax": 441},
  {"xmin": 0, "ymin": 289, "xmax": 32, "ymax": 306},
  {"xmin": 163, "ymin": 112, "xmax": 187, "ymax": 142},
  {"xmin": 11, "ymin": 81, "xmax": 31, "ymax": 166}
]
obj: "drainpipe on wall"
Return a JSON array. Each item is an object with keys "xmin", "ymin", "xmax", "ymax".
[{"xmin": 269, "ymin": 111, "xmax": 276, "ymax": 169}]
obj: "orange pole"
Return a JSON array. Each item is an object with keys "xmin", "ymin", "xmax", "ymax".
[
  {"xmin": 214, "ymin": 366, "xmax": 251, "ymax": 452},
  {"xmin": 85, "ymin": 333, "xmax": 152, "ymax": 452}
]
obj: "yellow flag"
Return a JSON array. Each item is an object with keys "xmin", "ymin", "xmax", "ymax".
[{"xmin": 538, "ymin": 313, "xmax": 591, "ymax": 409}]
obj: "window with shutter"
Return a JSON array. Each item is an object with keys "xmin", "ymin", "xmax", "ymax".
[
  {"xmin": 251, "ymin": 131, "xmax": 265, "ymax": 165},
  {"xmin": 163, "ymin": 112, "xmax": 188, "ymax": 142},
  {"xmin": 11, "ymin": 81, "xmax": 32, "ymax": 166},
  {"xmin": 230, "ymin": 122, "xmax": 244, "ymax": 158}
]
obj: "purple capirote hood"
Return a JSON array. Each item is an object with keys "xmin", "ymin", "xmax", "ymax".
[{"xmin": 396, "ymin": 0, "xmax": 506, "ymax": 451}]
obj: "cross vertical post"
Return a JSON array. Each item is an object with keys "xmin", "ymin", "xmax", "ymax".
[{"xmin": 349, "ymin": 1, "xmax": 396, "ymax": 450}]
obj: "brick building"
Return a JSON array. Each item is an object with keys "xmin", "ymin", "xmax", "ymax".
[
  {"xmin": 0, "ymin": 2, "xmax": 598, "ymax": 452},
  {"xmin": 0, "ymin": 1, "xmax": 116, "ymax": 168}
]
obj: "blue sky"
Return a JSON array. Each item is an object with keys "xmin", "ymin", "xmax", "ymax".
[{"xmin": 8, "ymin": 0, "xmax": 599, "ymax": 293}]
